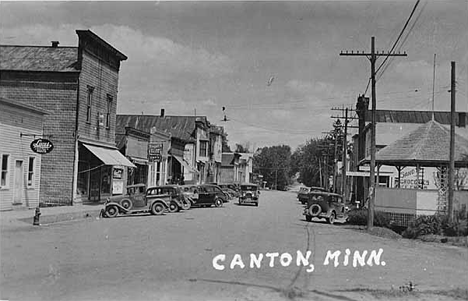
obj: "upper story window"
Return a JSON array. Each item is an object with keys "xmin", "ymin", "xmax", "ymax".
[
  {"xmin": 106, "ymin": 94, "xmax": 113, "ymax": 129},
  {"xmin": 86, "ymin": 86, "xmax": 94, "ymax": 123},
  {"xmin": 200, "ymin": 141, "xmax": 208, "ymax": 157},
  {"xmin": 27, "ymin": 157, "xmax": 35, "ymax": 187},
  {"xmin": 1, "ymin": 154, "xmax": 9, "ymax": 188}
]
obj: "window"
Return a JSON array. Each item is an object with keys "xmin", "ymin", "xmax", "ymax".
[
  {"xmin": 86, "ymin": 86, "xmax": 94, "ymax": 123},
  {"xmin": 200, "ymin": 141, "xmax": 208, "ymax": 157},
  {"xmin": 1, "ymin": 154, "xmax": 9, "ymax": 187},
  {"xmin": 27, "ymin": 157, "xmax": 35, "ymax": 186},
  {"xmin": 106, "ymin": 94, "xmax": 113, "ymax": 129}
]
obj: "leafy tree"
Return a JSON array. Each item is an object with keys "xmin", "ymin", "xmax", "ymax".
[
  {"xmin": 253, "ymin": 145, "xmax": 292, "ymax": 190},
  {"xmin": 235, "ymin": 143, "xmax": 251, "ymax": 153}
]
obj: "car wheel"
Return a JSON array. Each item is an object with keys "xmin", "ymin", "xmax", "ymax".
[
  {"xmin": 327, "ymin": 211, "xmax": 336, "ymax": 225},
  {"xmin": 306, "ymin": 215, "xmax": 312, "ymax": 222},
  {"xmin": 105, "ymin": 205, "xmax": 119, "ymax": 218},
  {"xmin": 214, "ymin": 198, "xmax": 223, "ymax": 208},
  {"xmin": 121, "ymin": 199, "xmax": 132, "ymax": 210},
  {"xmin": 255, "ymin": 202, "xmax": 259, "ymax": 207},
  {"xmin": 169, "ymin": 201, "xmax": 179, "ymax": 213},
  {"xmin": 181, "ymin": 200, "xmax": 191, "ymax": 210},
  {"xmin": 308, "ymin": 204, "xmax": 322, "ymax": 217},
  {"xmin": 151, "ymin": 202, "xmax": 165, "ymax": 215}
]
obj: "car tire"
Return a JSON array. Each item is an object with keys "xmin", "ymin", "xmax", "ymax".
[
  {"xmin": 181, "ymin": 200, "xmax": 191, "ymax": 210},
  {"xmin": 151, "ymin": 202, "xmax": 165, "ymax": 215},
  {"xmin": 121, "ymin": 199, "xmax": 132, "ymax": 210},
  {"xmin": 255, "ymin": 202, "xmax": 259, "ymax": 207},
  {"xmin": 308, "ymin": 204, "xmax": 322, "ymax": 217},
  {"xmin": 306, "ymin": 215, "xmax": 312, "ymax": 222},
  {"xmin": 214, "ymin": 198, "xmax": 223, "ymax": 208},
  {"xmin": 105, "ymin": 205, "xmax": 119, "ymax": 218},
  {"xmin": 169, "ymin": 201, "xmax": 179, "ymax": 213},
  {"xmin": 327, "ymin": 211, "xmax": 336, "ymax": 225}
]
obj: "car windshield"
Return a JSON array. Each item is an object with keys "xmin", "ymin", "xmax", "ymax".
[{"xmin": 241, "ymin": 186, "xmax": 257, "ymax": 191}]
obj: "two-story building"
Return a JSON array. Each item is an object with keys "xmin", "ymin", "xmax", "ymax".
[
  {"xmin": 0, "ymin": 98, "xmax": 48, "ymax": 210},
  {"xmin": 0, "ymin": 30, "xmax": 134, "ymax": 206}
]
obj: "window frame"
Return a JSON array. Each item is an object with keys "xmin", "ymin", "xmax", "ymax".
[
  {"xmin": 1, "ymin": 154, "xmax": 10, "ymax": 188},
  {"xmin": 86, "ymin": 86, "xmax": 94, "ymax": 123},
  {"xmin": 27, "ymin": 157, "xmax": 35, "ymax": 187},
  {"xmin": 106, "ymin": 94, "xmax": 113, "ymax": 129},
  {"xmin": 200, "ymin": 141, "xmax": 208, "ymax": 157}
]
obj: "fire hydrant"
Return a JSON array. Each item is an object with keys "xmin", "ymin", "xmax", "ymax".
[{"xmin": 33, "ymin": 207, "xmax": 41, "ymax": 226}]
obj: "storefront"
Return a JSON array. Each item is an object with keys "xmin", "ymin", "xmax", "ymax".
[{"xmin": 77, "ymin": 142, "xmax": 135, "ymax": 202}]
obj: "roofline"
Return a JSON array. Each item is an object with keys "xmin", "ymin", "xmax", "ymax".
[
  {"xmin": 76, "ymin": 29, "xmax": 127, "ymax": 61},
  {"xmin": 0, "ymin": 44, "xmax": 77, "ymax": 49},
  {"xmin": 0, "ymin": 69, "xmax": 80, "ymax": 74},
  {"xmin": 0, "ymin": 97, "xmax": 50, "ymax": 115}
]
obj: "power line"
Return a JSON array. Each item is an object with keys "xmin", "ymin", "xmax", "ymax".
[{"xmin": 375, "ymin": 0, "xmax": 420, "ymax": 79}]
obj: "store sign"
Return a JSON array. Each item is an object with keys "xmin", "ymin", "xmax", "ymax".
[
  {"xmin": 30, "ymin": 138, "xmax": 54, "ymax": 154},
  {"xmin": 113, "ymin": 168, "xmax": 123, "ymax": 179},
  {"xmin": 148, "ymin": 143, "xmax": 164, "ymax": 162}
]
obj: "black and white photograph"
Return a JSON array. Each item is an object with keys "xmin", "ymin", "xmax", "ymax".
[{"xmin": 1, "ymin": 1, "xmax": 467, "ymax": 300}]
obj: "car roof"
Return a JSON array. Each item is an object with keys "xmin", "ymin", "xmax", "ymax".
[{"xmin": 240, "ymin": 183, "xmax": 258, "ymax": 187}]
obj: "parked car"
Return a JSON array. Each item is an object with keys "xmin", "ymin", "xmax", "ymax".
[
  {"xmin": 103, "ymin": 184, "xmax": 170, "ymax": 217},
  {"xmin": 195, "ymin": 184, "xmax": 227, "ymax": 207},
  {"xmin": 147, "ymin": 185, "xmax": 189, "ymax": 212},
  {"xmin": 238, "ymin": 183, "xmax": 260, "ymax": 206},
  {"xmin": 303, "ymin": 191, "xmax": 347, "ymax": 224},
  {"xmin": 297, "ymin": 186, "xmax": 327, "ymax": 204},
  {"xmin": 218, "ymin": 183, "xmax": 240, "ymax": 198},
  {"xmin": 180, "ymin": 185, "xmax": 199, "ymax": 205}
]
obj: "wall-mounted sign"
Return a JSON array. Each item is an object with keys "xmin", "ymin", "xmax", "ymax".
[
  {"xmin": 30, "ymin": 138, "xmax": 54, "ymax": 154},
  {"xmin": 148, "ymin": 143, "xmax": 164, "ymax": 162},
  {"xmin": 113, "ymin": 168, "xmax": 123, "ymax": 179}
]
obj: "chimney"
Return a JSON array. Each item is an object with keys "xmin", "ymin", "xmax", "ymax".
[
  {"xmin": 160, "ymin": 109, "xmax": 165, "ymax": 117},
  {"xmin": 51, "ymin": 41, "xmax": 59, "ymax": 48}
]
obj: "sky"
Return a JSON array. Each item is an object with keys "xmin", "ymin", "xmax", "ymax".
[{"xmin": 1, "ymin": 1, "xmax": 467, "ymax": 151}]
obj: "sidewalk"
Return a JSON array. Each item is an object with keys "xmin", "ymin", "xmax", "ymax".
[{"xmin": 0, "ymin": 203, "xmax": 103, "ymax": 230}]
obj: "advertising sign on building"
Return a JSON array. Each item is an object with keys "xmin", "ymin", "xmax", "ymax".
[
  {"xmin": 148, "ymin": 143, "xmax": 164, "ymax": 162},
  {"xmin": 30, "ymin": 138, "xmax": 54, "ymax": 154}
]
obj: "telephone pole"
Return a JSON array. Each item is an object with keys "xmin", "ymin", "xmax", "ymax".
[
  {"xmin": 448, "ymin": 61, "xmax": 456, "ymax": 222},
  {"xmin": 340, "ymin": 37, "xmax": 407, "ymax": 230}
]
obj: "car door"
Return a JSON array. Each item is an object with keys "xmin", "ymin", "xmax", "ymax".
[
  {"xmin": 132, "ymin": 186, "xmax": 147, "ymax": 208},
  {"xmin": 197, "ymin": 186, "xmax": 209, "ymax": 204},
  {"xmin": 332, "ymin": 196, "xmax": 345, "ymax": 218}
]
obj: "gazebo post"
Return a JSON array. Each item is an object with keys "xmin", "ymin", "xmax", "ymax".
[{"xmin": 396, "ymin": 166, "xmax": 402, "ymax": 188}]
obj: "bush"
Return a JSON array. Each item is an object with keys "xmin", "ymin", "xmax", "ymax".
[
  {"xmin": 348, "ymin": 209, "xmax": 391, "ymax": 228},
  {"xmin": 402, "ymin": 215, "xmax": 468, "ymax": 239}
]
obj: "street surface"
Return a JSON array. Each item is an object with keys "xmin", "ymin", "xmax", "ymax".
[{"xmin": 1, "ymin": 190, "xmax": 467, "ymax": 301}]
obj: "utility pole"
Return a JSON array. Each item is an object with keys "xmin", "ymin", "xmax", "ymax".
[
  {"xmin": 342, "ymin": 108, "xmax": 349, "ymax": 199},
  {"xmin": 340, "ymin": 37, "xmax": 407, "ymax": 230},
  {"xmin": 448, "ymin": 61, "xmax": 456, "ymax": 222}
]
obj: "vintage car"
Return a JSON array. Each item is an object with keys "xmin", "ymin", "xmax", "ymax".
[
  {"xmin": 218, "ymin": 183, "xmax": 240, "ymax": 198},
  {"xmin": 303, "ymin": 191, "xmax": 347, "ymax": 224},
  {"xmin": 104, "ymin": 184, "xmax": 170, "ymax": 217},
  {"xmin": 238, "ymin": 183, "xmax": 260, "ymax": 206},
  {"xmin": 194, "ymin": 184, "xmax": 227, "ymax": 208},
  {"xmin": 297, "ymin": 186, "xmax": 327, "ymax": 204},
  {"xmin": 180, "ymin": 185, "xmax": 199, "ymax": 205},
  {"xmin": 147, "ymin": 185, "xmax": 190, "ymax": 212}
]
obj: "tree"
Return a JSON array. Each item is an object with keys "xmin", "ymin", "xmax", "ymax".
[
  {"xmin": 235, "ymin": 142, "xmax": 251, "ymax": 153},
  {"xmin": 221, "ymin": 132, "xmax": 231, "ymax": 152},
  {"xmin": 253, "ymin": 145, "xmax": 292, "ymax": 190}
]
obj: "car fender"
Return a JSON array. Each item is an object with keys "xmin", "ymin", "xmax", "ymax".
[
  {"xmin": 105, "ymin": 202, "xmax": 129, "ymax": 213},
  {"xmin": 150, "ymin": 199, "xmax": 169, "ymax": 208}
]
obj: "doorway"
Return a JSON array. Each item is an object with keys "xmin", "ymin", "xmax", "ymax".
[{"xmin": 13, "ymin": 160, "xmax": 24, "ymax": 205}]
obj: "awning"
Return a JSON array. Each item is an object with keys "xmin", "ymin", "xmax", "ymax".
[
  {"xmin": 129, "ymin": 156, "xmax": 148, "ymax": 165},
  {"xmin": 173, "ymin": 155, "xmax": 199, "ymax": 174},
  {"xmin": 83, "ymin": 143, "xmax": 136, "ymax": 168}
]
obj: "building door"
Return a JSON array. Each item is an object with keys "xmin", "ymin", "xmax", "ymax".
[{"xmin": 13, "ymin": 160, "xmax": 24, "ymax": 205}]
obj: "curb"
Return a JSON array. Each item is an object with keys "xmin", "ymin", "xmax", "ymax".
[{"xmin": 17, "ymin": 209, "xmax": 102, "ymax": 225}]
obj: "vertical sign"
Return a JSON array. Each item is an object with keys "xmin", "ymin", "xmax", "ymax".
[{"xmin": 148, "ymin": 143, "xmax": 163, "ymax": 162}]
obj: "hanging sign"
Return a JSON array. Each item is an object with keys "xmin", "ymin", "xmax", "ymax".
[{"xmin": 30, "ymin": 138, "xmax": 54, "ymax": 154}]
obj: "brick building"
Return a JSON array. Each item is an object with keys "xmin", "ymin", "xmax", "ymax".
[
  {"xmin": 0, "ymin": 97, "xmax": 48, "ymax": 210},
  {"xmin": 0, "ymin": 30, "xmax": 134, "ymax": 205}
]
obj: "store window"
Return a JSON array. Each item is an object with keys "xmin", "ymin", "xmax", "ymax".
[
  {"xmin": 27, "ymin": 157, "xmax": 35, "ymax": 186},
  {"xmin": 1, "ymin": 154, "xmax": 9, "ymax": 187}
]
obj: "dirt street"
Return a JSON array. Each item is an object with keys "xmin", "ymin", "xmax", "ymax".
[{"xmin": 1, "ymin": 190, "xmax": 467, "ymax": 301}]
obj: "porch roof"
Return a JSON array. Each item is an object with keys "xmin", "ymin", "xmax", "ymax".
[{"xmin": 362, "ymin": 120, "xmax": 468, "ymax": 167}]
